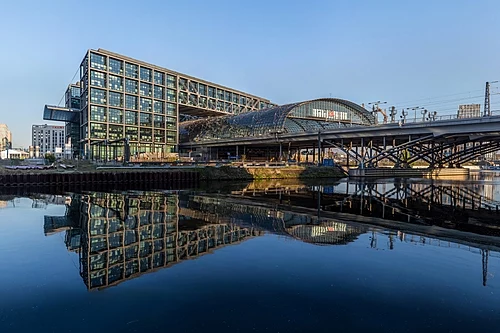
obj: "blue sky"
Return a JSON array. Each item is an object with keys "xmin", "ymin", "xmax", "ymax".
[{"xmin": 0, "ymin": 0, "xmax": 499, "ymax": 147}]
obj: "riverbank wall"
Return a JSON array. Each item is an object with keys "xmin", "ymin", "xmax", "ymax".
[{"xmin": 0, "ymin": 166, "xmax": 345, "ymax": 187}]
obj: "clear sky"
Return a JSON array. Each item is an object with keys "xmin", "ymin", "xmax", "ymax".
[{"xmin": 0, "ymin": 0, "xmax": 499, "ymax": 147}]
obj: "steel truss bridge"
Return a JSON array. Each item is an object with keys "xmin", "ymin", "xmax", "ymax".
[{"xmin": 181, "ymin": 115, "xmax": 500, "ymax": 167}]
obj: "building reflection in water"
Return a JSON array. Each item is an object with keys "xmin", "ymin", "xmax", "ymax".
[{"xmin": 54, "ymin": 192, "xmax": 262, "ymax": 290}]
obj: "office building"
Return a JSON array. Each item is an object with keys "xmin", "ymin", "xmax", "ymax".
[
  {"xmin": 32, "ymin": 124, "xmax": 66, "ymax": 157},
  {"xmin": 457, "ymin": 104, "xmax": 481, "ymax": 118},
  {"xmin": 44, "ymin": 49, "xmax": 274, "ymax": 160},
  {"xmin": 0, "ymin": 124, "xmax": 12, "ymax": 151}
]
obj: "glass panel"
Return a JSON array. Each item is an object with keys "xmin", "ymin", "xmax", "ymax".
[
  {"xmin": 125, "ymin": 95, "xmax": 137, "ymax": 110},
  {"xmin": 166, "ymin": 75, "xmax": 176, "ymax": 88},
  {"xmin": 109, "ymin": 75, "xmax": 123, "ymax": 91},
  {"xmin": 109, "ymin": 58, "xmax": 123, "ymax": 75},
  {"xmin": 90, "ymin": 70, "xmax": 106, "ymax": 88},
  {"xmin": 154, "ymin": 129, "xmax": 165, "ymax": 143},
  {"xmin": 154, "ymin": 71, "xmax": 164, "ymax": 85},
  {"xmin": 208, "ymin": 86, "xmax": 216, "ymax": 98},
  {"xmin": 166, "ymin": 103, "xmax": 176, "ymax": 116},
  {"xmin": 109, "ymin": 108, "xmax": 123, "ymax": 124},
  {"xmin": 90, "ymin": 88, "xmax": 106, "ymax": 105},
  {"xmin": 125, "ymin": 63, "xmax": 138, "ymax": 78},
  {"xmin": 225, "ymin": 91, "xmax": 231, "ymax": 102},
  {"xmin": 140, "ymin": 82, "xmax": 152, "ymax": 97},
  {"xmin": 179, "ymin": 78, "xmax": 187, "ymax": 91},
  {"xmin": 125, "ymin": 79, "xmax": 138, "ymax": 94},
  {"xmin": 90, "ymin": 53, "xmax": 106, "ymax": 70},
  {"xmin": 140, "ymin": 128, "xmax": 152, "ymax": 142},
  {"xmin": 140, "ymin": 67, "xmax": 152, "ymax": 82},
  {"xmin": 125, "ymin": 126, "xmax": 138, "ymax": 141},
  {"xmin": 109, "ymin": 92, "xmax": 123, "ymax": 107},
  {"xmin": 154, "ymin": 115, "xmax": 164, "ymax": 128},
  {"xmin": 153, "ymin": 100, "xmax": 164, "ymax": 113},
  {"xmin": 232, "ymin": 93, "xmax": 239, "ymax": 103},
  {"xmin": 217, "ymin": 89, "xmax": 224, "ymax": 100},
  {"xmin": 154, "ymin": 86, "xmax": 164, "ymax": 100},
  {"xmin": 140, "ymin": 98, "xmax": 152, "ymax": 112},
  {"xmin": 139, "ymin": 112, "xmax": 152, "ymax": 127},
  {"xmin": 90, "ymin": 123, "xmax": 107, "ymax": 139},
  {"xmin": 166, "ymin": 117, "xmax": 176, "ymax": 129},
  {"xmin": 108, "ymin": 124, "xmax": 123, "ymax": 140},
  {"xmin": 125, "ymin": 111, "xmax": 138, "ymax": 125},
  {"xmin": 90, "ymin": 105, "xmax": 107, "ymax": 122},
  {"xmin": 199, "ymin": 84, "xmax": 207, "ymax": 96},
  {"xmin": 166, "ymin": 89, "xmax": 176, "ymax": 102}
]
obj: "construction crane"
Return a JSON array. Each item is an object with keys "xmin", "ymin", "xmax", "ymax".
[{"xmin": 368, "ymin": 101, "xmax": 388, "ymax": 124}]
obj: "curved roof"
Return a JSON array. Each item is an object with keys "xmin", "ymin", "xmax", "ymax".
[{"xmin": 180, "ymin": 98, "xmax": 374, "ymax": 143}]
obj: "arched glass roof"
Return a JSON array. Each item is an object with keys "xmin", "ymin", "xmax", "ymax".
[{"xmin": 180, "ymin": 98, "xmax": 374, "ymax": 143}]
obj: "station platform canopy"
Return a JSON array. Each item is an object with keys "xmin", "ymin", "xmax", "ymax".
[
  {"xmin": 180, "ymin": 98, "xmax": 375, "ymax": 144},
  {"xmin": 43, "ymin": 105, "xmax": 80, "ymax": 123}
]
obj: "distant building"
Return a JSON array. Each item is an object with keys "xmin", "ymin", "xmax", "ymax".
[
  {"xmin": 457, "ymin": 104, "xmax": 481, "ymax": 118},
  {"xmin": 32, "ymin": 124, "xmax": 66, "ymax": 157},
  {"xmin": 0, "ymin": 149, "xmax": 29, "ymax": 159},
  {"xmin": 0, "ymin": 124, "xmax": 12, "ymax": 151}
]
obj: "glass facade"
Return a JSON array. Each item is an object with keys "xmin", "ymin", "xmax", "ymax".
[
  {"xmin": 72, "ymin": 49, "xmax": 273, "ymax": 160},
  {"xmin": 180, "ymin": 99, "xmax": 375, "ymax": 143}
]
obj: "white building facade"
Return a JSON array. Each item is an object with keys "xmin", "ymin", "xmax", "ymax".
[{"xmin": 32, "ymin": 124, "xmax": 66, "ymax": 157}]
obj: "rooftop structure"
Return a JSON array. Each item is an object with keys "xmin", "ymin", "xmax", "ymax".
[{"xmin": 180, "ymin": 98, "xmax": 375, "ymax": 144}]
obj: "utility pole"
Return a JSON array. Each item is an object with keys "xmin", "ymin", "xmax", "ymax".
[{"xmin": 484, "ymin": 81, "xmax": 498, "ymax": 117}]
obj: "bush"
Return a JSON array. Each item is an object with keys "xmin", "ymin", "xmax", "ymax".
[{"xmin": 45, "ymin": 153, "xmax": 56, "ymax": 164}]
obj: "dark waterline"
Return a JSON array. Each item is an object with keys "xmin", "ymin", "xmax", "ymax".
[{"xmin": 1, "ymin": 175, "xmax": 500, "ymax": 332}]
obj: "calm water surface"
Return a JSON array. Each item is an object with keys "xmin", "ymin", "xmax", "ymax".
[{"xmin": 1, "ymin": 175, "xmax": 500, "ymax": 332}]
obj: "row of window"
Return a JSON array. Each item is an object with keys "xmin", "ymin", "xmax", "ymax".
[
  {"xmin": 90, "ymin": 88, "xmax": 177, "ymax": 115},
  {"xmin": 90, "ymin": 70, "xmax": 177, "ymax": 101},
  {"xmin": 90, "ymin": 53, "xmax": 176, "ymax": 87},
  {"xmin": 89, "ymin": 52, "xmax": 271, "ymax": 110},
  {"xmin": 89, "ymin": 123, "xmax": 176, "ymax": 143},
  {"xmin": 89, "ymin": 106, "xmax": 176, "ymax": 128}
]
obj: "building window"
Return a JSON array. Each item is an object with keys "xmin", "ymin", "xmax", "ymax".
[
  {"xmin": 232, "ymin": 94, "xmax": 239, "ymax": 103},
  {"xmin": 109, "ymin": 92, "xmax": 123, "ymax": 107},
  {"xmin": 166, "ymin": 89, "xmax": 176, "ymax": 102},
  {"xmin": 109, "ymin": 124, "xmax": 123, "ymax": 140},
  {"xmin": 153, "ymin": 101, "xmax": 164, "ymax": 114},
  {"xmin": 90, "ymin": 53, "xmax": 106, "ymax": 71},
  {"xmin": 166, "ymin": 75, "xmax": 176, "ymax": 88},
  {"xmin": 90, "ymin": 70, "xmax": 106, "ymax": 87},
  {"xmin": 154, "ymin": 115, "xmax": 164, "ymax": 128},
  {"xmin": 125, "ymin": 79, "xmax": 138, "ymax": 94},
  {"xmin": 140, "ymin": 82, "xmax": 152, "ymax": 97},
  {"xmin": 140, "ymin": 98, "xmax": 152, "ymax": 112},
  {"xmin": 109, "ymin": 58, "xmax": 123, "ymax": 75},
  {"xmin": 208, "ymin": 86, "xmax": 216, "ymax": 98},
  {"xmin": 166, "ymin": 103, "xmax": 176, "ymax": 116},
  {"xmin": 125, "ymin": 126, "xmax": 138, "ymax": 141},
  {"xmin": 217, "ymin": 89, "xmax": 224, "ymax": 100},
  {"xmin": 109, "ymin": 75, "xmax": 123, "ymax": 91},
  {"xmin": 125, "ymin": 111, "xmax": 138, "ymax": 125},
  {"xmin": 179, "ymin": 78, "xmax": 187, "ymax": 91},
  {"xmin": 140, "ymin": 67, "xmax": 152, "ymax": 82},
  {"xmin": 154, "ymin": 86, "xmax": 164, "ymax": 100},
  {"xmin": 125, "ymin": 95, "xmax": 137, "ymax": 110},
  {"xmin": 199, "ymin": 84, "xmax": 207, "ymax": 96},
  {"xmin": 225, "ymin": 91, "xmax": 231, "ymax": 102},
  {"xmin": 90, "ymin": 123, "xmax": 107, "ymax": 139},
  {"xmin": 125, "ymin": 63, "xmax": 138, "ymax": 78},
  {"xmin": 154, "ymin": 72, "xmax": 164, "ymax": 85},
  {"xmin": 140, "ymin": 128, "xmax": 152, "ymax": 142},
  {"xmin": 166, "ymin": 117, "xmax": 176, "ymax": 129},
  {"xmin": 90, "ymin": 105, "xmax": 107, "ymax": 122},
  {"xmin": 240, "ymin": 96, "xmax": 246, "ymax": 105},
  {"xmin": 90, "ymin": 88, "xmax": 106, "ymax": 105},
  {"xmin": 154, "ymin": 129, "xmax": 165, "ymax": 143},
  {"xmin": 139, "ymin": 113, "xmax": 152, "ymax": 127},
  {"xmin": 109, "ymin": 108, "xmax": 123, "ymax": 124}
]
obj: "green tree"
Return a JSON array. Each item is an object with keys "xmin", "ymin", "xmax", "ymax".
[{"xmin": 45, "ymin": 153, "xmax": 56, "ymax": 164}]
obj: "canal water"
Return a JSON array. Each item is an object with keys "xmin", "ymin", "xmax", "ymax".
[{"xmin": 1, "ymin": 173, "xmax": 500, "ymax": 332}]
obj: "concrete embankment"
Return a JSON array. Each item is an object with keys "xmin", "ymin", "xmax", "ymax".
[{"xmin": 0, "ymin": 165, "xmax": 345, "ymax": 187}]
